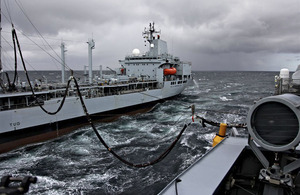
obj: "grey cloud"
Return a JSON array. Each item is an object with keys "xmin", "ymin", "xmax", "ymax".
[{"xmin": 1, "ymin": 0, "xmax": 299, "ymax": 71}]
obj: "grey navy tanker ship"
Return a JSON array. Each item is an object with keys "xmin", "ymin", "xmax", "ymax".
[{"xmin": 0, "ymin": 22, "xmax": 192, "ymax": 153}]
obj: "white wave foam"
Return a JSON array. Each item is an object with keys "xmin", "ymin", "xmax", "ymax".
[
  {"xmin": 180, "ymin": 131, "xmax": 197, "ymax": 149},
  {"xmin": 193, "ymin": 79, "xmax": 199, "ymax": 89},
  {"xmin": 220, "ymin": 96, "xmax": 233, "ymax": 101},
  {"xmin": 71, "ymin": 147, "xmax": 91, "ymax": 156},
  {"xmin": 31, "ymin": 176, "xmax": 66, "ymax": 194},
  {"xmin": 198, "ymin": 133, "xmax": 215, "ymax": 144}
]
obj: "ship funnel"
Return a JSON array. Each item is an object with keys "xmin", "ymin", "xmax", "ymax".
[{"xmin": 247, "ymin": 94, "xmax": 300, "ymax": 152}]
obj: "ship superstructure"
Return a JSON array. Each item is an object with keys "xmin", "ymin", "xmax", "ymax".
[{"xmin": 0, "ymin": 22, "xmax": 192, "ymax": 153}]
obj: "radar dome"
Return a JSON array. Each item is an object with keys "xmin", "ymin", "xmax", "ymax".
[{"xmin": 132, "ymin": 49, "xmax": 140, "ymax": 56}]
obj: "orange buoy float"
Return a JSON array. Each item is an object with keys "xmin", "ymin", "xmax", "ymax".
[{"xmin": 164, "ymin": 67, "xmax": 177, "ymax": 75}]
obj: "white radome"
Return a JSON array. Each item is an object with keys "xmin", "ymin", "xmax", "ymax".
[{"xmin": 132, "ymin": 48, "xmax": 140, "ymax": 56}]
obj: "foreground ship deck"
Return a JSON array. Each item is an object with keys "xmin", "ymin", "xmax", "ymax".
[
  {"xmin": 159, "ymin": 137, "xmax": 248, "ymax": 194},
  {"xmin": 160, "ymin": 89, "xmax": 300, "ymax": 194}
]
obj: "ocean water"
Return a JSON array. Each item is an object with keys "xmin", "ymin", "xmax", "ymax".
[{"xmin": 0, "ymin": 71, "xmax": 276, "ymax": 194}]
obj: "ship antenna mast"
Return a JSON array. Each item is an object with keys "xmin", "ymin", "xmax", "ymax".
[
  {"xmin": 0, "ymin": 0, "xmax": 2, "ymax": 73},
  {"xmin": 142, "ymin": 22, "xmax": 161, "ymax": 45},
  {"xmin": 0, "ymin": 0, "xmax": 4, "ymax": 92}
]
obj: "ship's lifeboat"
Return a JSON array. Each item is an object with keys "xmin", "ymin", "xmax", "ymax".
[{"xmin": 164, "ymin": 67, "xmax": 177, "ymax": 75}]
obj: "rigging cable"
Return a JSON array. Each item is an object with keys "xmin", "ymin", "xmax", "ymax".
[
  {"xmin": 196, "ymin": 115, "xmax": 246, "ymax": 129},
  {"xmin": 1, "ymin": 10, "xmax": 61, "ymax": 71},
  {"xmin": 15, "ymin": 0, "xmax": 68, "ymax": 70},
  {"xmin": 74, "ymin": 74, "xmax": 191, "ymax": 167},
  {"xmin": 3, "ymin": 0, "xmax": 12, "ymax": 25},
  {"xmin": 2, "ymin": 1, "xmax": 69, "ymax": 72},
  {"xmin": 1, "ymin": 34, "xmax": 39, "ymax": 71},
  {"xmin": 13, "ymin": 27, "xmax": 191, "ymax": 168},
  {"xmin": 1, "ymin": 30, "xmax": 83, "ymax": 43},
  {"xmin": 2, "ymin": 1, "xmax": 19, "ymax": 89},
  {"xmin": 1, "ymin": 8, "xmax": 87, "ymax": 79},
  {"xmin": 15, "ymin": 0, "xmax": 88, "ymax": 79},
  {"xmin": 0, "ymin": 43, "xmax": 15, "ymax": 71},
  {"xmin": 12, "ymin": 27, "xmax": 72, "ymax": 115}
]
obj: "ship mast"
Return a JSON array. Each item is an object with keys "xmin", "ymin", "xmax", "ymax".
[
  {"xmin": 0, "ymin": 0, "xmax": 4, "ymax": 91},
  {"xmin": 0, "ymin": 0, "xmax": 2, "ymax": 73},
  {"xmin": 142, "ymin": 22, "xmax": 161, "ymax": 48},
  {"xmin": 60, "ymin": 42, "xmax": 66, "ymax": 83},
  {"xmin": 87, "ymin": 39, "xmax": 95, "ymax": 84}
]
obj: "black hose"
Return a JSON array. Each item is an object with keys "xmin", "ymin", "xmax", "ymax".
[
  {"xmin": 196, "ymin": 116, "xmax": 246, "ymax": 129},
  {"xmin": 13, "ymin": 27, "xmax": 190, "ymax": 168},
  {"xmin": 73, "ymin": 77, "xmax": 190, "ymax": 168},
  {"xmin": 13, "ymin": 28, "xmax": 71, "ymax": 115}
]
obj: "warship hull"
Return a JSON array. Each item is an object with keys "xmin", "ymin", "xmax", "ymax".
[
  {"xmin": 0, "ymin": 22, "xmax": 192, "ymax": 153},
  {"xmin": 0, "ymin": 82, "xmax": 189, "ymax": 153}
]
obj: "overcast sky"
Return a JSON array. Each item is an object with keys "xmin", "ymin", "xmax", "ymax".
[{"xmin": 1, "ymin": 0, "xmax": 299, "ymax": 71}]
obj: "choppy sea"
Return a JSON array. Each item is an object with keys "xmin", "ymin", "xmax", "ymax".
[{"xmin": 0, "ymin": 71, "xmax": 276, "ymax": 194}]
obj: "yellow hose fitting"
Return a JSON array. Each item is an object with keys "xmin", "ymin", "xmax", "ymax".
[
  {"xmin": 212, "ymin": 123, "xmax": 227, "ymax": 147},
  {"xmin": 219, "ymin": 123, "xmax": 227, "ymax": 137}
]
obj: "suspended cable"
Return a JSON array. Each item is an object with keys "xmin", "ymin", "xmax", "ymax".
[
  {"xmin": 1, "ymin": 30, "xmax": 83, "ymax": 43},
  {"xmin": 0, "ymin": 10, "xmax": 11, "ymax": 24},
  {"xmin": 17, "ymin": 30, "xmax": 63, "ymax": 70},
  {"xmin": 13, "ymin": 28, "xmax": 72, "ymax": 115},
  {"xmin": 15, "ymin": 28, "xmax": 86, "ymax": 75},
  {"xmin": 3, "ymin": 1, "xmax": 18, "ymax": 88},
  {"xmin": 0, "ymin": 49, "xmax": 15, "ymax": 71},
  {"xmin": 1, "ymin": 7, "xmax": 86, "ymax": 79},
  {"xmin": 74, "ymin": 74, "xmax": 191, "ymax": 167},
  {"xmin": 11, "ymin": 28, "xmax": 18, "ymax": 85},
  {"xmin": 15, "ymin": 0, "xmax": 85, "ymax": 75},
  {"xmin": 3, "ymin": 0, "xmax": 13, "ymax": 25},
  {"xmin": 2, "ymin": 0, "xmax": 72, "ymax": 72},
  {"xmin": 178, "ymin": 101, "xmax": 248, "ymax": 117},
  {"xmin": 1, "ymin": 35, "xmax": 14, "ymax": 49},
  {"xmin": 1, "ymin": 35, "xmax": 40, "ymax": 72},
  {"xmin": 15, "ymin": 1, "xmax": 60, "ymax": 58},
  {"xmin": 196, "ymin": 115, "xmax": 246, "ymax": 129},
  {"xmin": 1, "ymin": 1, "xmax": 85, "ymax": 87},
  {"xmin": 14, "ymin": 27, "xmax": 191, "ymax": 168},
  {"xmin": 1, "ymin": 9, "xmax": 42, "ymax": 71}
]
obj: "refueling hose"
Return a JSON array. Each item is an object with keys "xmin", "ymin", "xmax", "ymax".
[
  {"xmin": 73, "ymin": 76, "xmax": 191, "ymax": 168},
  {"xmin": 13, "ymin": 28, "xmax": 72, "ymax": 115},
  {"xmin": 196, "ymin": 115, "xmax": 246, "ymax": 129},
  {"xmin": 13, "ymin": 27, "xmax": 191, "ymax": 168}
]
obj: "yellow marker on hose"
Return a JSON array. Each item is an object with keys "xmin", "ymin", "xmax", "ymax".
[{"xmin": 212, "ymin": 123, "xmax": 227, "ymax": 147}]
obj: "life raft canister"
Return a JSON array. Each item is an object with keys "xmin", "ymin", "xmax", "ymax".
[{"xmin": 163, "ymin": 67, "xmax": 177, "ymax": 75}]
